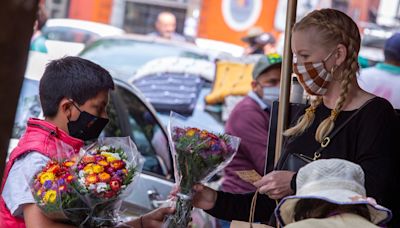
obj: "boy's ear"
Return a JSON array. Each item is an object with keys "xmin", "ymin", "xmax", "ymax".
[{"xmin": 59, "ymin": 98, "xmax": 73, "ymax": 120}]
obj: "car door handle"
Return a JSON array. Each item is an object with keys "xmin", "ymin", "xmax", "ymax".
[{"xmin": 147, "ymin": 189, "xmax": 168, "ymax": 209}]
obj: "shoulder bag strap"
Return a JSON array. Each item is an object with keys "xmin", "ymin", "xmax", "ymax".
[{"xmin": 313, "ymin": 97, "xmax": 376, "ymax": 160}]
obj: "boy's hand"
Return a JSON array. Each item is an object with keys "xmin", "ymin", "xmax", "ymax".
[{"xmin": 141, "ymin": 207, "xmax": 175, "ymax": 228}]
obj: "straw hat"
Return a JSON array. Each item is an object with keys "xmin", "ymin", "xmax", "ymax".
[{"xmin": 275, "ymin": 159, "xmax": 392, "ymax": 226}]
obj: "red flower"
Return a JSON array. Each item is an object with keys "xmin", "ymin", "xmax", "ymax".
[
  {"xmin": 110, "ymin": 180, "xmax": 121, "ymax": 191},
  {"xmin": 103, "ymin": 190, "xmax": 115, "ymax": 198}
]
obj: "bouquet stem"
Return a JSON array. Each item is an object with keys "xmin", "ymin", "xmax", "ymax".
[{"xmin": 166, "ymin": 194, "xmax": 193, "ymax": 228}]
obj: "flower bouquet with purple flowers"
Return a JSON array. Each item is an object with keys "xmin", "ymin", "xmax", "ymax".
[{"xmin": 164, "ymin": 112, "xmax": 240, "ymax": 228}]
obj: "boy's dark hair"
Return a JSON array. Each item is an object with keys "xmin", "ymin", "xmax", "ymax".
[{"xmin": 39, "ymin": 56, "xmax": 114, "ymax": 117}]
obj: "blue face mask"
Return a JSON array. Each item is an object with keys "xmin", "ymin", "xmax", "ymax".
[{"xmin": 262, "ymin": 86, "xmax": 280, "ymax": 104}]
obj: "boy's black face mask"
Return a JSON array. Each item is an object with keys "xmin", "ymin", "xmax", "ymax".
[{"xmin": 67, "ymin": 101, "xmax": 109, "ymax": 141}]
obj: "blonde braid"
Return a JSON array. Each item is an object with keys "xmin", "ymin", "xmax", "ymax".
[
  {"xmin": 313, "ymin": 12, "xmax": 360, "ymax": 142},
  {"xmin": 283, "ymin": 96, "xmax": 322, "ymax": 137}
]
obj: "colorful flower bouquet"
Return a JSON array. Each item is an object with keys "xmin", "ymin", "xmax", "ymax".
[
  {"xmin": 30, "ymin": 137, "xmax": 142, "ymax": 227},
  {"xmin": 164, "ymin": 112, "xmax": 240, "ymax": 228},
  {"xmin": 31, "ymin": 159, "xmax": 89, "ymax": 225}
]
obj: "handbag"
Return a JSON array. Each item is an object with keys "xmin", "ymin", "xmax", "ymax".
[
  {"xmin": 230, "ymin": 190, "xmax": 274, "ymax": 228},
  {"xmin": 278, "ymin": 98, "xmax": 375, "ymax": 172}
]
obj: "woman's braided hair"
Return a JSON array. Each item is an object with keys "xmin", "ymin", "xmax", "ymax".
[{"xmin": 283, "ymin": 9, "xmax": 361, "ymax": 143}]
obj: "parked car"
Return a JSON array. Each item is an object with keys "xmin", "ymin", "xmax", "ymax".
[
  {"xmin": 10, "ymin": 52, "xmax": 173, "ymax": 216},
  {"xmin": 40, "ymin": 18, "xmax": 124, "ymax": 58},
  {"xmin": 129, "ymin": 57, "xmax": 224, "ymax": 133},
  {"xmin": 79, "ymin": 34, "xmax": 211, "ymax": 81}
]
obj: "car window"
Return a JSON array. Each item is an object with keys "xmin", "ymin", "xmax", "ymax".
[
  {"xmin": 42, "ymin": 26, "xmax": 99, "ymax": 44},
  {"xmin": 80, "ymin": 39, "xmax": 208, "ymax": 79},
  {"xmin": 115, "ymin": 86, "xmax": 171, "ymax": 177},
  {"xmin": 13, "ymin": 79, "xmax": 42, "ymax": 138}
]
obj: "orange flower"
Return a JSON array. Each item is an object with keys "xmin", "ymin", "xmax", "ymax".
[
  {"xmin": 110, "ymin": 160, "xmax": 125, "ymax": 170},
  {"xmin": 97, "ymin": 160, "xmax": 109, "ymax": 167},
  {"xmin": 66, "ymin": 175, "xmax": 74, "ymax": 183},
  {"xmin": 98, "ymin": 172, "xmax": 111, "ymax": 182},
  {"xmin": 47, "ymin": 164, "xmax": 60, "ymax": 173},
  {"xmin": 82, "ymin": 156, "xmax": 96, "ymax": 164},
  {"xmin": 85, "ymin": 174, "xmax": 99, "ymax": 185},
  {"xmin": 63, "ymin": 161, "xmax": 75, "ymax": 168}
]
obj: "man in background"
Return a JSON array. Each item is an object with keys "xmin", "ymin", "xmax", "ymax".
[
  {"xmin": 358, "ymin": 33, "xmax": 400, "ymax": 109},
  {"xmin": 149, "ymin": 11, "xmax": 187, "ymax": 42},
  {"xmin": 242, "ymin": 27, "xmax": 276, "ymax": 55}
]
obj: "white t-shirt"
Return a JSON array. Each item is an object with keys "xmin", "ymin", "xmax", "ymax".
[
  {"xmin": 2, "ymin": 152, "xmax": 49, "ymax": 217},
  {"xmin": 358, "ymin": 64, "xmax": 400, "ymax": 109}
]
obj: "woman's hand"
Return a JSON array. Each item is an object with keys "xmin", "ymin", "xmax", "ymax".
[
  {"xmin": 253, "ymin": 171, "xmax": 295, "ymax": 199},
  {"xmin": 192, "ymin": 184, "xmax": 218, "ymax": 210}
]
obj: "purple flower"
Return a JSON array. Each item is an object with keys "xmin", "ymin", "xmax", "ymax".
[
  {"xmin": 44, "ymin": 180, "xmax": 53, "ymax": 189},
  {"xmin": 57, "ymin": 179, "xmax": 65, "ymax": 186},
  {"xmin": 116, "ymin": 170, "xmax": 124, "ymax": 176}
]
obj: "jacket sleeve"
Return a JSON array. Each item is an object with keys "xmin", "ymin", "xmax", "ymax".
[
  {"xmin": 205, "ymin": 191, "xmax": 275, "ymax": 223},
  {"xmin": 355, "ymin": 100, "xmax": 400, "ymax": 226},
  {"xmin": 225, "ymin": 106, "xmax": 269, "ymax": 175}
]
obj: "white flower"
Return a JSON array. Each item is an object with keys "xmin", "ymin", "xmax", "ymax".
[
  {"xmin": 79, "ymin": 170, "xmax": 85, "ymax": 178},
  {"xmin": 88, "ymin": 184, "xmax": 96, "ymax": 190},
  {"xmin": 96, "ymin": 182, "xmax": 108, "ymax": 193}
]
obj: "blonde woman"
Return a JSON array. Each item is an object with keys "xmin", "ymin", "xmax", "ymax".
[{"xmin": 191, "ymin": 9, "xmax": 400, "ymax": 227}]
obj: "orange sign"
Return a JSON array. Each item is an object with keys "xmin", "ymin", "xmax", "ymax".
[
  {"xmin": 69, "ymin": 0, "xmax": 112, "ymax": 24},
  {"xmin": 198, "ymin": 0, "xmax": 279, "ymax": 46}
]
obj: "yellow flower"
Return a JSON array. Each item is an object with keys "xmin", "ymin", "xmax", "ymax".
[
  {"xmin": 37, "ymin": 189, "xmax": 42, "ymax": 197},
  {"xmin": 40, "ymin": 172, "xmax": 55, "ymax": 185},
  {"xmin": 106, "ymin": 156, "xmax": 117, "ymax": 163},
  {"xmin": 43, "ymin": 190, "xmax": 57, "ymax": 203},
  {"xmin": 92, "ymin": 164, "xmax": 104, "ymax": 174},
  {"xmin": 186, "ymin": 129, "xmax": 196, "ymax": 137},
  {"xmin": 84, "ymin": 164, "xmax": 94, "ymax": 174}
]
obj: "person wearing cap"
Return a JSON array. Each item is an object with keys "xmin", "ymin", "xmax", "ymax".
[
  {"xmin": 242, "ymin": 27, "xmax": 276, "ymax": 55},
  {"xmin": 222, "ymin": 54, "xmax": 282, "ymax": 194},
  {"xmin": 275, "ymin": 159, "xmax": 392, "ymax": 227},
  {"xmin": 358, "ymin": 32, "xmax": 400, "ymax": 109}
]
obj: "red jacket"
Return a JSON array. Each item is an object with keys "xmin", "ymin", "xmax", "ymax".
[{"xmin": 0, "ymin": 118, "xmax": 83, "ymax": 228}]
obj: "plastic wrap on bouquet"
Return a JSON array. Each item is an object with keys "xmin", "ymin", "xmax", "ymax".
[
  {"xmin": 29, "ymin": 137, "xmax": 143, "ymax": 227},
  {"xmin": 73, "ymin": 137, "xmax": 143, "ymax": 227},
  {"xmin": 164, "ymin": 112, "xmax": 240, "ymax": 228}
]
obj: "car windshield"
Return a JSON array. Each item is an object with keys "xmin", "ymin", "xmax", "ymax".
[
  {"xmin": 42, "ymin": 26, "xmax": 99, "ymax": 44},
  {"xmin": 80, "ymin": 39, "xmax": 209, "ymax": 80}
]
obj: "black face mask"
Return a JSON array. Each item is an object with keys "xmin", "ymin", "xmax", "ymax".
[{"xmin": 67, "ymin": 102, "xmax": 109, "ymax": 141}]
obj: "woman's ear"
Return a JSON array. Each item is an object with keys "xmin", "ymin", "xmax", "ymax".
[
  {"xmin": 335, "ymin": 43, "xmax": 347, "ymax": 66},
  {"xmin": 59, "ymin": 98, "xmax": 72, "ymax": 120}
]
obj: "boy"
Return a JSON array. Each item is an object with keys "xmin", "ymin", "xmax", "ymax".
[{"xmin": 0, "ymin": 57, "xmax": 173, "ymax": 227}]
